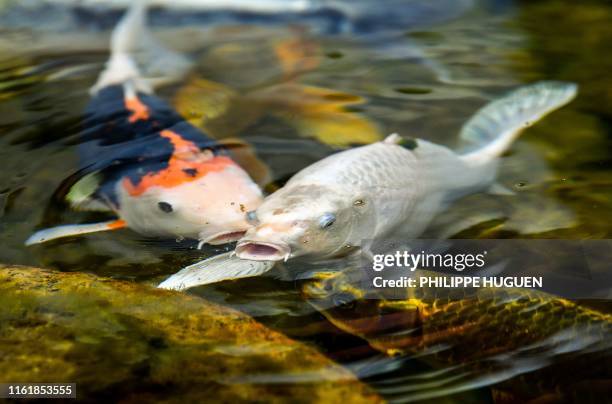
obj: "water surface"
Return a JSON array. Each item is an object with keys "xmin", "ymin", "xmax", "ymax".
[{"xmin": 1, "ymin": 0, "xmax": 611, "ymax": 402}]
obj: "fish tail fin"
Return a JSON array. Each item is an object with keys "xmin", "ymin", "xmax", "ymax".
[
  {"xmin": 90, "ymin": 0, "xmax": 148, "ymax": 94},
  {"xmin": 459, "ymin": 81, "xmax": 577, "ymax": 167},
  {"xmin": 90, "ymin": 0, "xmax": 191, "ymax": 95}
]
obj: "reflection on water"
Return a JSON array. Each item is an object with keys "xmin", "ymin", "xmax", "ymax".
[{"xmin": 0, "ymin": 0, "xmax": 611, "ymax": 402}]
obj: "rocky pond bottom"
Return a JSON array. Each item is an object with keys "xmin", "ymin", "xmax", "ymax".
[{"xmin": 0, "ymin": 266, "xmax": 380, "ymax": 403}]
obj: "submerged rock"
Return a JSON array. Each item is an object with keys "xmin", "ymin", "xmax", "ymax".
[{"xmin": 0, "ymin": 265, "xmax": 380, "ymax": 403}]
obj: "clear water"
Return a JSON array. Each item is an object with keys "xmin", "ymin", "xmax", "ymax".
[{"xmin": 1, "ymin": 0, "xmax": 611, "ymax": 402}]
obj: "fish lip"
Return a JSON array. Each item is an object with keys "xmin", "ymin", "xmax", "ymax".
[
  {"xmin": 235, "ymin": 240, "xmax": 290, "ymax": 261},
  {"xmin": 202, "ymin": 230, "xmax": 248, "ymax": 245}
]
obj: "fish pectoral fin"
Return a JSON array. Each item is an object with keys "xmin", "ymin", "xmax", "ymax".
[
  {"xmin": 158, "ymin": 252, "xmax": 276, "ymax": 291},
  {"xmin": 25, "ymin": 219, "xmax": 126, "ymax": 246},
  {"xmin": 487, "ymin": 182, "xmax": 515, "ymax": 196},
  {"xmin": 65, "ymin": 171, "xmax": 113, "ymax": 212}
]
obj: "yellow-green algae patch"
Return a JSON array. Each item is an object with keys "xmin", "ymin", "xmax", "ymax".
[{"xmin": 0, "ymin": 265, "xmax": 381, "ymax": 403}]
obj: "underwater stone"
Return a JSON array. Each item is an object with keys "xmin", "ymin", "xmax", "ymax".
[{"xmin": 0, "ymin": 265, "xmax": 381, "ymax": 403}]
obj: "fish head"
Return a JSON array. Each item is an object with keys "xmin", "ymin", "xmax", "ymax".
[
  {"xmin": 236, "ymin": 184, "xmax": 361, "ymax": 261},
  {"xmin": 116, "ymin": 162, "xmax": 263, "ymax": 244}
]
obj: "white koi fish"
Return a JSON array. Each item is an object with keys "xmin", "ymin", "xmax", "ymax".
[{"xmin": 159, "ymin": 81, "xmax": 577, "ymax": 290}]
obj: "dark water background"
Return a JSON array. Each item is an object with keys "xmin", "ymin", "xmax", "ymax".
[{"xmin": 0, "ymin": 0, "xmax": 611, "ymax": 402}]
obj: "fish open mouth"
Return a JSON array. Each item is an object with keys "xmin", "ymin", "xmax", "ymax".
[
  {"xmin": 235, "ymin": 240, "xmax": 290, "ymax": 261},
  {"xmin": 204, "ymin": 231, "xmax": 247, "ymax": 245}
]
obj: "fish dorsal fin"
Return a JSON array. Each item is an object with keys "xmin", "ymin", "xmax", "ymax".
[
  {"xmin": 158, "ymin": 252, "xmax": 276, "ymax": 290},
  {"xmin": 460, "ymin": 81, "xmax": 577, "ymax": 164},
  {"xmin": 383, "ymin": 133, "xmax": 402, "ymax": 144},
  {"xmin": 25, "ymin": 219, "xmax": 126, "ymax": 246}
]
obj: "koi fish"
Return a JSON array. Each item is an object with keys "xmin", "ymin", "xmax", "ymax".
[
  {"xmin": 301, "ymin": 267, "xmax": 612, "ymax": 403},
  {"xmin": 26, "ymin": 1, "xmax": 263, "ymax": 247},
  {"xmin": 159, "ymin": 81, "xmax": 577, "ymax": 289}
]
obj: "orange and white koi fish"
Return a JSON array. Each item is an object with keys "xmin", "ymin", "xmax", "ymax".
[{"xmin": 26, "ymin": 1, "xmax": 263, "ymax": 247}]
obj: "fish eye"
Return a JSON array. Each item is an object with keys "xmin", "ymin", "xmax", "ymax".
[
  {"xmin": 319, "ymin": 213, "xmax": 336, "ymax": 229},
  {"xmin": 158, "ymin": 201, "xmax": 174, "ymax": 213},
  {"xmin": 246, "ymin": 210, "xmax": 258, "ymax": 224}
]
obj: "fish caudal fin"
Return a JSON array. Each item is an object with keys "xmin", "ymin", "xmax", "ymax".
[
  {"xmin": 460, "ymin": 81, "xmax": 577, "ymax": 166},
  {"xmin": 25, "ymin": 219, "xmax": 126, "ymax": 246},
  {"xmin": 90, "ymin": 0, "xmax": 191, "ymax": 95},
  {"xmin": 90, "ymin": 0, "xmax": 148, "ymax": 94},
  {"xmin": 158, "ymin": 252, "xmax": 276, "ymax": 290}
]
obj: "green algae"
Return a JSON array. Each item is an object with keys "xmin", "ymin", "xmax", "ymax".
[{"xmin": 0, "ymin": 266, "xmax": 381, "ymax": 403}]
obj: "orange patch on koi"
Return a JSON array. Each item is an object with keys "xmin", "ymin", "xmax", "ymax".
[
  {"xmin": 159, "ymin": 130, "xmax": 201, "ymax": 159},
  {"xmin": 122, "ymin": 129, "xmax": 236, "ymax": 196},
  {"xmin": 125, "ymin": 96, "xmax": 150, "ymax": 122},
  {"xmin": 106, "ymin": 219, "xmax": 127, "ymax": 229}
]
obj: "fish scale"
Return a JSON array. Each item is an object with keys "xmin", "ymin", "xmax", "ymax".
[
  {"xmin": 309, "ymin": 274, "xmax": 612, "ymax": 360},
  {"xmin": 303, "ymin": 270, "xmax": 612, "ymax": 402},
  {"xmin": 389, "ymin": 287, "xmax": 612, "ymax": 401}
]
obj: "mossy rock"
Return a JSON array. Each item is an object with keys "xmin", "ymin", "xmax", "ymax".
[{"xmin": 0, "ymin": 265, "xmax": 380, "ymax": 403}]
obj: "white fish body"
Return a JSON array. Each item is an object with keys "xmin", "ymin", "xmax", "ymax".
[
  {"xmin": 282, "ymin": 134, "xmax": 489, "ymax": 242},
  {"xmin": 159, "ymin": 81, "xmax": 577, "ymax": 290}
]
